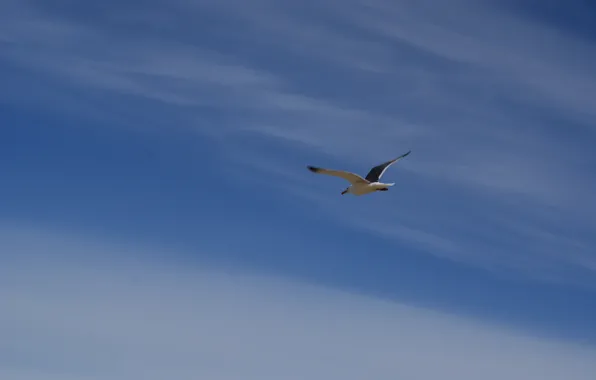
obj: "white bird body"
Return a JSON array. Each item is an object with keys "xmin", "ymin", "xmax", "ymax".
[
  {"xmin": 307, "ymin": 151, "xmax": 410, "ymax": 196},
  {"xmin": 345, "ymin": 181, "xmax": 395, "ymax": 196}
]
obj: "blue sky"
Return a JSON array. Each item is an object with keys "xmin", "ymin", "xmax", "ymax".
[{"xmin": 1, "ymin": 0, "xmax": 596, "ymax": 378}]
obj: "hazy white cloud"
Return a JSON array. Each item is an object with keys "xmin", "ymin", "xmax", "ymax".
[{"xmin": 1, "ymin": 226, "xmax": 596, "ymax": 380}]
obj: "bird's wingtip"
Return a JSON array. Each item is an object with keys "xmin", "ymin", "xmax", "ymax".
[{"xmin": 307, "ymin": 165, "xmax": 319, "ymax": 173}]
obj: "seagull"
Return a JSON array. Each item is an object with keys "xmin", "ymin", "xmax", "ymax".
[{"xmin": 307, "ymin": 151, "xmax": 411, "ymax": 196}]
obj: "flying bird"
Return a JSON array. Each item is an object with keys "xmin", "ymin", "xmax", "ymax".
[{"xmin": 307, "ymin": 151, "xmax": 411, "ymax": 196}]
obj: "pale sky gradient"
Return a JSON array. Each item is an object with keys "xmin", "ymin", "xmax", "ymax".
[{"xmin": 2, "ymin": 226, "xmax": 596, "ymax": 380}]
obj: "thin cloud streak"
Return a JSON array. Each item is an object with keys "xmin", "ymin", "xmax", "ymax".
[{"xmin": 1, "ymin": 0, "xmax": 593, "ymax": 208}]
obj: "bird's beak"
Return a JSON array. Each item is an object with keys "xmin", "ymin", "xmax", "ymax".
[{"xmin": 341, "ymin": 190, "xmax": 347, "ymax": 195}]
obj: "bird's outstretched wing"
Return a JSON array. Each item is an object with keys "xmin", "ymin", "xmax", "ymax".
[
  {"xmin": 307, "ymin": 166, "xmax": 368, "ymax": 185},
  {"xmin": 365, "ymin": 150, "xmax": 411, "ymax": 182}
]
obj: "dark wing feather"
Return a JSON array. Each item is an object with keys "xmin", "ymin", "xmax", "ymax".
[{"xmin": 364, "ymin": 150, "xmax": 411, "ymax": 182}]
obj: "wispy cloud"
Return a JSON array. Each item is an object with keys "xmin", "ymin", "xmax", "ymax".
[
  {"xmin": 2, "ymin": 226, "xmax": 596, "ymax": 380},
  {"xmin": 353, "ymin": 0, "xmax": 596, "ymax": 120},
  {"xmin": 1, "ymin": 0, "xmax": 595, "ymax": 281}
]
